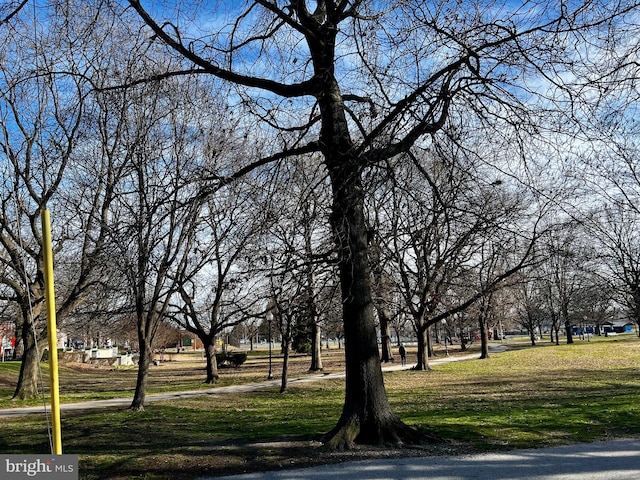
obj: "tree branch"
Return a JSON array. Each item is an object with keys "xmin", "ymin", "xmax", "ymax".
[{"xmin": 127, "ymin": 1, "xmax": 319, "ymax": 98}]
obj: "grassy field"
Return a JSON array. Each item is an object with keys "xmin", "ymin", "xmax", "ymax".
[{"xmin": 1, "ymin": 336, "xmax": 639, "ymax": 479}]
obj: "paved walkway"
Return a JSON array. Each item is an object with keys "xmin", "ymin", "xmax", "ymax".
[
  {"xmin": 201, "ymin": 438, "xmax": 640, "ymax": 480},
  {"xmin": 0, "ymin": 352, "xmax": 480, "ymax": 418}
]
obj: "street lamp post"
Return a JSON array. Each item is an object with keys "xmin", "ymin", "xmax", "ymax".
[{"xmin": 267, "ymin": 312, "xmax": 274, "ymax": 379}]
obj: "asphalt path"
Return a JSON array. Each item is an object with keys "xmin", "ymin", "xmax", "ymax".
[
  {"xmin": 0, "ymin": 351, "xmax": 480, "ymax": 418},
  {"xmin": 200, "ymin": 438, "xmax": 640, "ymax": 480}
]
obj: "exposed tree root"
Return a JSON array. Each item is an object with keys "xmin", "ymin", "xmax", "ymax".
[{"xmin": 322, "ymin": 414, "xmax": 444, "ymax": 451}]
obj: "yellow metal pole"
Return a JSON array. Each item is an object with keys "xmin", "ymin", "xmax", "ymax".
[{"xmin": 41, "ymin": 208, "xmax": 62, "ymax": 455}]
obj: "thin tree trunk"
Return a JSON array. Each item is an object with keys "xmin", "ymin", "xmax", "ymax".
[
  {"xmin": 280, "ymin": 339, "xmax": 290, "ymax": 393},
  {"xmin": 371, "ymin": 241, "xmax": 394, "ymax": 364},
  {"xmin": 479, "ymin": 314, "xmax": 490, "ymax": 359},
  {"xmin": 310, "ymin": 321, "xmax": 323, "ymax": 372},
  {"xmin": 478, "ymin": 297, "xmax": 492, "ymax": 359},
  {"xmin": 378, "ymin": 308, "xmax": 394, "ymax": 363},
  {"xmin": 632, "ymin": 285, "xmax": 640, "ymax": 337},
  {"xmin": 394, "ymin": 326, "xmax": 401, "ymax": 346},
  {"xmin": 305, "ymin": 215, "xmax": 323, "ymax": 373},
  {"xmin": 560, "ymin": 301, "xmax": 573, "ymax": 344},
  {"xmin": 130, "ymin": 338, "xmax": 152, "ymax": 411}
]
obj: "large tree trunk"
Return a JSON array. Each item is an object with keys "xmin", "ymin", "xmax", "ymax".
[
  {"xmin": 204, "ymin": 341, "xmax": 219, "ymax": 384},
  {"xmin": 414, "ymin": 325, "xmax": 430, "ymax": 371},
  {"xmin": 12, "ymin": 320, "xmax": 44, "ymax": 400},
  {"xmin": 323, "ymin": 163, "xmax": 435, "ymax": 449}
]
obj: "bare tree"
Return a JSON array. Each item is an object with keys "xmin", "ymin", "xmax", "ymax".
[
  {"xmin": 265, "ymin": 243, "xmax": 305, "ymax": 393},
  {"xmin": 367, "ymin": 178, "xmax": 398, "ymax": 364},
  {"xmin": 539, "ymin": 222, "xmax": 590, "ymax": 345},
  {"xmin": 170, "ymin": 180, "xmax": 268, "ymax": 383},
  {"xmin": 0, "ymin": 6, "xmax": 118, "ymax": 399},
  {"xmin": 102, "ymin": 68, "xmax": 210, "ymax": 410},
  {"xmin": 473, "ymin": 243, "xmax": 506, "ymax": 359},
  {"xmin": 379, "ymin": 147, "xmax": 536, "ymax": 369},
  {"xmin": 589, "ymin": 205, "xmax": 640, "ymax": 335},
  {"xmin": 514, "ymin": 274, "xmax": 547, "ymax": 346},
  {"xmin": 275, "ymin": 159, "xmax": 334, "ymax": 371},
  {"xmin": 121, "ymin": 0, "xmax": 640, "ymax": 448}
]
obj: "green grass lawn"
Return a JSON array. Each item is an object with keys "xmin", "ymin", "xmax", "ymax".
[{"xmin": 1, "ymin": 336, "xmax": 639, "ymax": 479}]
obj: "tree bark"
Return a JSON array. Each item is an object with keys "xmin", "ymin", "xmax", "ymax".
[
  {"xmin": 414, "ymin": 325, "xmax": 430, "ymax": 371},
  {"xmin": 564, "ymin": 321, "xmax": 573, "ymax": 344},
  {"xmin": 426, "ymin": 327, "xmax": 434, "ymax": 358},
  {"xmin": 323, "ymin": 160, "xmax": 434, "ymax": 448},
  {"xmin": 379, "ymin": 312, "xmax": 394, "ymax": 363},
  {"xmin": 130, "ymin": 337, "xmax": 152, "ymax": 411},
  {"xmin": 280, "ymin": 338, "xmax": 290, "ymax": 393},
  {"xmin": 12, "ymin": 321, "xmax": 44, "ymax": 400},
  {"xmin": 204, "ymin": 342, "xmax": 219, "ymax": 384},
  {"xmin": 631, "ymin": 284, "xmax": 640, "ymax": 337},
  {"xmin": 310, "ymin": 321, "xmax": 323, "ymax": 372},
  {"xmin": 479, "ymin": 315, "xmax": 490, "ymax": 359}
]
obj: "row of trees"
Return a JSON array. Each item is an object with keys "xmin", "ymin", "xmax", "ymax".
[{"xmin": 1, "ymin": 0, "xmax": 640, "ymax": 448}]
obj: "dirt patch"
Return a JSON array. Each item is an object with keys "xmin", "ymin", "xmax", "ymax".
[
  {"xmin": 100, "ymin": 437, "xmax": 478, "ymax": 480},
  {"xmin": 211, "ymin": 438, "xmax": 474, "ymax": 476}
]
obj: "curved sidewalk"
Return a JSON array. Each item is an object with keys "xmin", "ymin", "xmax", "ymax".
[
  {"xmin": 201, "ymin": 438, "xmax": 640, "ymax": 480},
  {"xmin": 0, "ymin": 352, "xmax": 480, "ymax": 418}
]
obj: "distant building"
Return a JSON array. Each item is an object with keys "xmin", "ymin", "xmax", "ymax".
[
  {"xmin": 177, "ymin": 331, "xmax": 203, "ymax": 350},
  {"xmin": 601, "ymin": 321, "xmax": 635, "ymax": 334}
]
